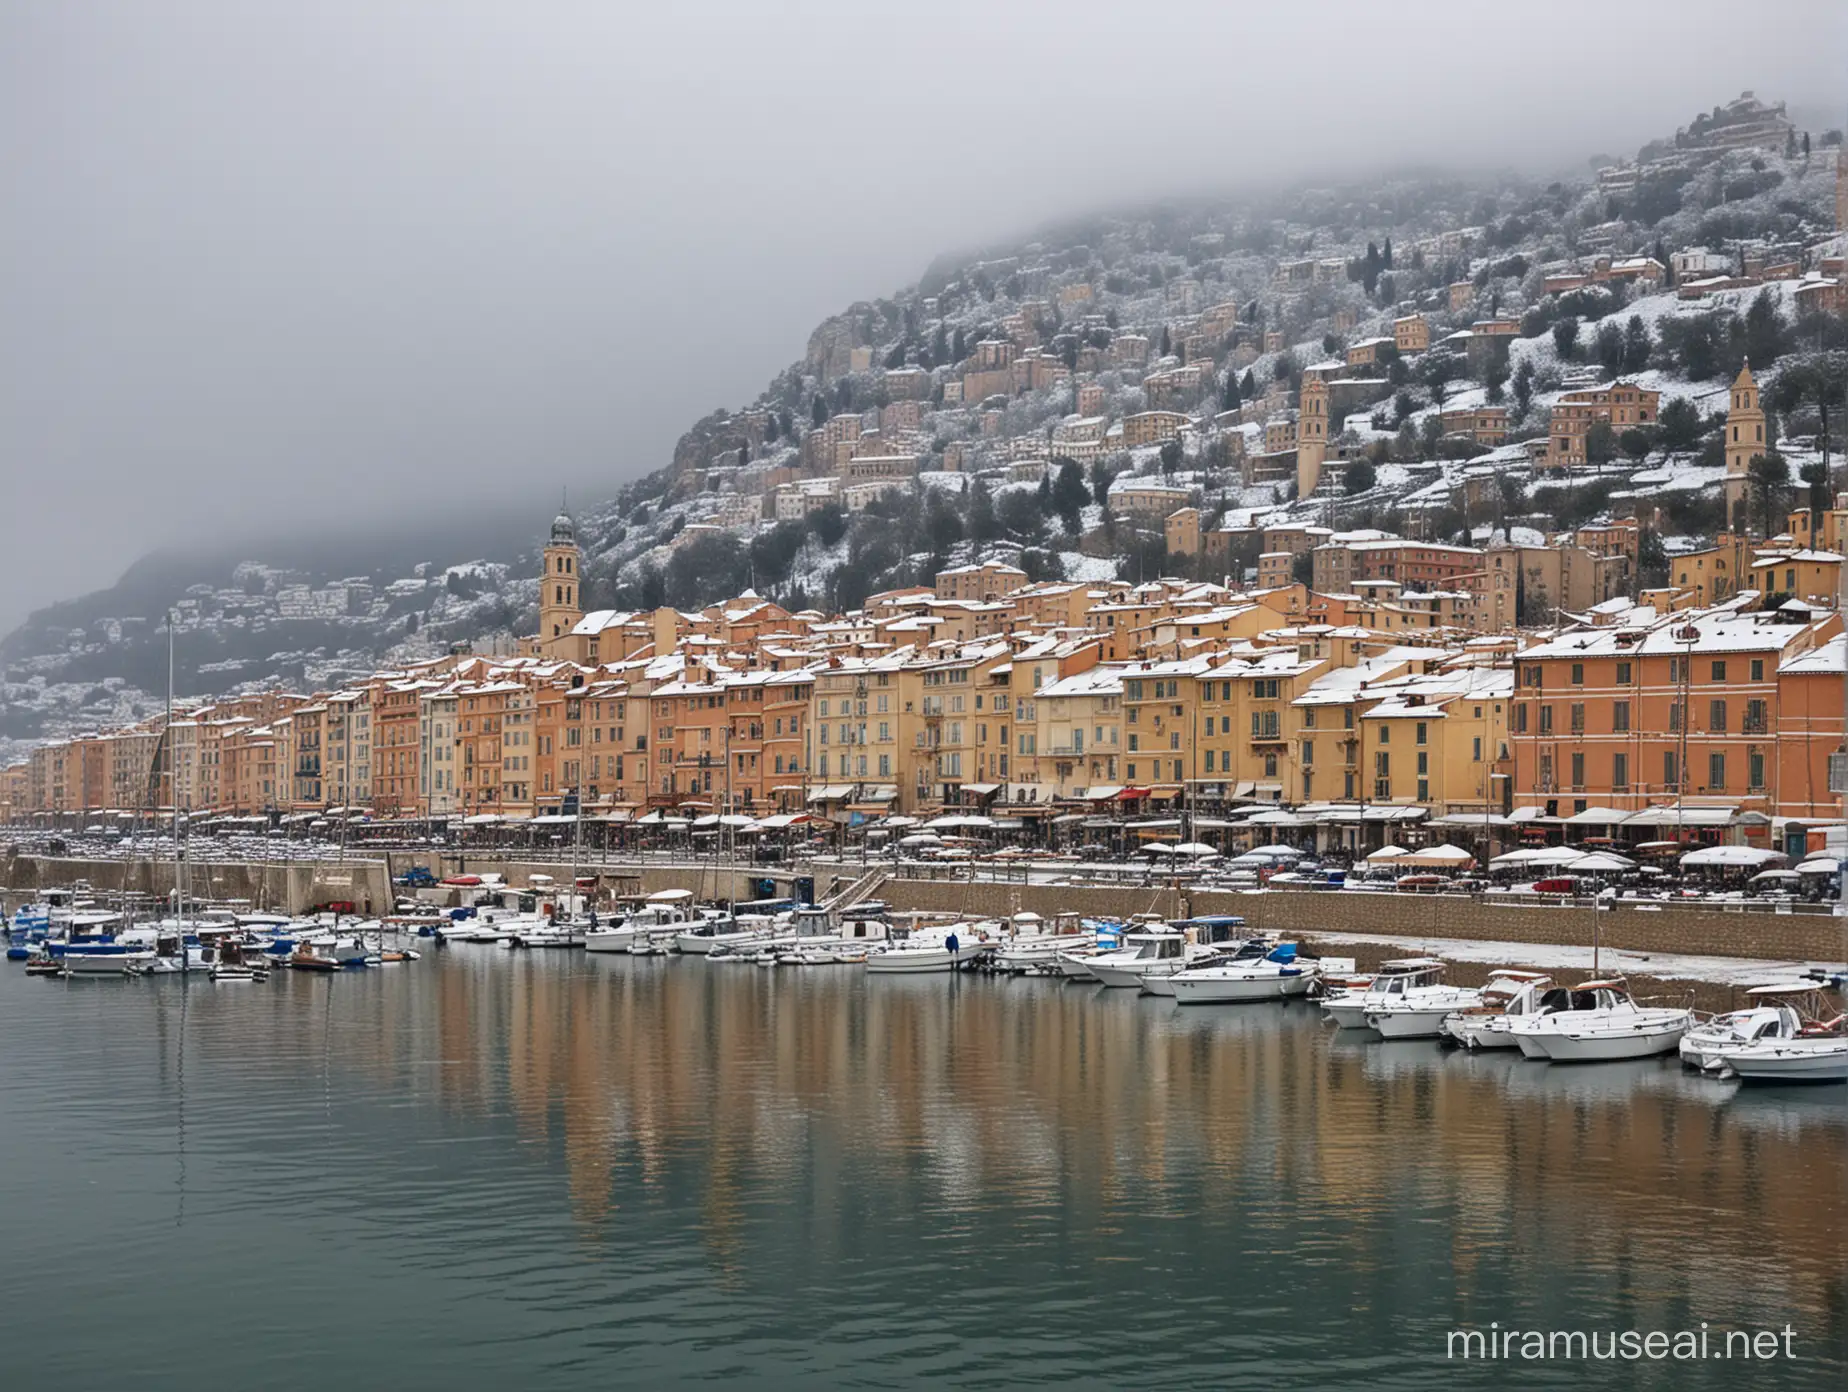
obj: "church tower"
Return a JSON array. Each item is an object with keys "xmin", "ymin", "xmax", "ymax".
[
  {"xmin": 1295, "ymin": 374, "xmax": 1329, "ymax": 499},
  {"xmin": 1724, "ymin": 361, "xmax": 1764, "ymax": 523},
  {"xmin": 539, "ymin": 506, "xmax": 582, "ymax": 651}
]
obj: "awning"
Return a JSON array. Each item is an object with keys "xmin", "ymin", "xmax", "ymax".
[
  {"xmin": 862, "ymin": 785, "xmax": 898, "ymax": 803},
  {"xmin": 806, "ymin": 785, "xmax": 854, "ymax": 803},
  {"xmin": 1623, "ymin": 804, "xmax": 1738, "ymax": 829},
  {"xmin": 962, "ymin": 783, "xmax": 1001, "ymax": 796},
  {"xmin": 1148, "ymin": 786, "xmax": 1183, "ymax": 800},
  {"xmin": 1085, "ymin": 784, "xmax": 1124, "ymax": 800},
  {"xmin": 1005, "ymin": 782, "xmax": 1050, "ymax": 804}
]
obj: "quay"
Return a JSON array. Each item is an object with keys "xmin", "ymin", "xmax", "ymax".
[{"xmin": 5, "ymin": 850, "xmax": 1842, "ymax": 980}]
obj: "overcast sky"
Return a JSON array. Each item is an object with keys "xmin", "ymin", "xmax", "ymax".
[{"xmin": 3, "ymin": 1, "xmax": 1844, "ymax": 632}]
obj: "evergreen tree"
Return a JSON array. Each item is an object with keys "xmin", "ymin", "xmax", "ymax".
[
  {"xmin": 811, "ymin": 395, "xmax": 828, "ymax": 427},
  {"xmin": 951, "ymin": 327, "xmax": 966, "ymax": 362},
  {"xmin": 1222, "ymin": 372, "xmax": 1242, "ymax": 411},
  {"xmin": 1382, "ymin": 237, "xmax": 1393, "ymax": 269},
  {"xmin": 968, "ymin": 478, "xmax": 999, "ymax": 544},
  {"xmin": 1050, "ymin": 458, "xmax": 1089, "ymax": 534},
  {"xmin": 1159, "ymin": 325, "xmax": 1172, "ymax": 357},
  {"xmin": 1240, "ymin": 369, "xmax": 1257, "ymax": 399},
  {"xmin": 1622, "ymin": 315, "xmax": 1652, "ymax": 374}
]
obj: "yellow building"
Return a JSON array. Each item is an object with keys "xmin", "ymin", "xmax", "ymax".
[
  {"xmin": 536, "ymin": 509, "xmax": 584, "ymax": 655},
  {"xmin": 1724, "ymin": 362, "xmax": 1766, "ymax": 521},
  {"xmin": 1296, "ymin": 375, "xmax": 1329, "ymax": 498}
]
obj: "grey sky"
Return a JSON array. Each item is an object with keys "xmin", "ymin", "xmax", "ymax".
[{"xmin": 3, "ymin": 1, "xmax": 1844, "ymax": 632}]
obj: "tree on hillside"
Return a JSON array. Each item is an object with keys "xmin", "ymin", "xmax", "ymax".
[
  {"xmin": 1051, "ymin": 459, "xmax": 1089, "ymax": 535},
  {"xmin": 1622, "ymin": 316, "xmax": 1652, "ymax": 374},
  {"xmin": 1158, "ymin": 325, "xmax": 1172, "ymax": 358},
  {"xmin": 1553, "ymin": 318, "xmax": 1580, "ymax": 361},
  {"xmin": 1222, "ymin": 372, "xmax": 1242, "ymax": 411},
  {"xmin": 807, "ymin": 503, "xmax": 848, "ymax": 548},
  {"xmin": 811, "ymin": 395, "xmax": 828, "ymax": 427},
  {"xmin": 1344, "ymin": 459, "xmax": 1377, "ymax": 495},
  {"xmin": 1747, "ymin": 450, "xmax": 1791, "ymax": 538},
  {"xmin": 1657, "ymin": 397, "xmax": 1702, "ymax": 452},
  {"xmin": 967, "ymin": 477, "xmax": 999, "ymax": 544},
  {"xmin": 1594, "ymin": 321, "xmax": 1625, "ymax": 376},
  {"xmin": 1584, "ymin": 419, "xmax": 1618, "ymax": 469},
  {"xmin": 1512, "ymin": 360, "xmax": 1535, "ymax": 415},
  {"xmin": 1158, "ymin": 440, "xmax": 1183, "ymax": 476},
  {"xmin": 1240, "ymin": 369, "xmax": 1257, "ymax": 399}
]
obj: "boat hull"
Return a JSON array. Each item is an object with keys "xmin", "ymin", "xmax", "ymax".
[
  {"xmin": 1727, "ymin": 1040, "xmax": 1848, "ymax": 1083},
  {"xmin": 1322, "ymin": 997, "xmax": 1377, "ymax": 1030},
  {"xmin": 1521, "ymin": 1016, "xmax": 1688, "ymax": 1062},
  {"xmin": 1172, "ymin": 973, "xmax": 1295, "ymax": 1004}
]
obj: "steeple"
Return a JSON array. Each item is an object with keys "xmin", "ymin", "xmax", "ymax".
[
  {"xmin": 539, "ymin": 497, "xmax": 583, "ymax": 650},
  {"xmin": 1723, "ymin": 357, "xmax": 1766, "ymax": 521}
]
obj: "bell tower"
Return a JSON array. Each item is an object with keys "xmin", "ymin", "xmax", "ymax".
[
  {"xmin": 1723, "ymin": 361, "xmax": 1763, "ymax": 523},
  {"xmin": 1296, "ymin": 374, "xmax": 1329, "ymax": 499},
  {"xmin": 539, "ymin": 503, "xmax": 582, "ymax": 650}
]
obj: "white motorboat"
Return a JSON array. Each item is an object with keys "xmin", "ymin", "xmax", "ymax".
[
  {"xmin": 1505, "ymin": 979, "xmax": 1691, "ymax": 1062},
  {"xmin": 1440, "ymin": 972, "xmax": 1556, "ymax": 1049},
  {"xmin": 1079, "ymin": 930, "xmax": 1196, "ymax": 988},
  {"xmin": 991, "ymin": 914, "xmax": 1097, "ymax": 973},
  {"xmin": 1679, "ymin": 983, "xmax": 1809, "ymax": 1071},
  {"xmin": 864, "ymin": 923, "xmax": 995, "ymax": 974},
  {"xmin": 1366, "ymin": 969, "xmax": 1497, "ymax": 1039},
  {"xmin": 1170, "ymin": 940, "xmax": 1321, "ymax": 1004},
  {"xmin": 1321, "ymin": 958, "xmax": 1446, "ymax": 1029},
  {"xmin": 1726, "ymin": 1035, "xmax": 1848, "ymax": 1083}
]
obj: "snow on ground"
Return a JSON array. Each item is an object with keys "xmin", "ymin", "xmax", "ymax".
[
  {"xmin": 1301, "ymin": 926, "xmax": 1840, "ymax": 985},
  {"xmin": 1060, "ymin": 552, "xmax": 1118, "ymax": 583}
]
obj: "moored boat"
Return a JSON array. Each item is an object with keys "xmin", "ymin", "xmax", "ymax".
[{"xmin": 1505, "ymin": 979, "xmax": 1691, "ymax": 1062}]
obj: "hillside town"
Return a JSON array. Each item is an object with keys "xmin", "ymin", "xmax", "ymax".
[
  {"xmin": 6, "ymin": 474, "xmax": 1844, "ymax": 862},
  {"xmin": 5, "ymin": 93, "xmax": 1848, "ymax": 863}
]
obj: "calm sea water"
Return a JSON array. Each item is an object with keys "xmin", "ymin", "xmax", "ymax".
[{"xmin": 1, "ymin": 951, "xmax": 1842, "ymax": 1390}]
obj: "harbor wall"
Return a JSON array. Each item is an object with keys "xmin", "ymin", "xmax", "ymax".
[
  {"xmin": 7, "ymin": 850, "xmax": 1842, "ymax": 963},
  {"xmin": 872, "ymin": 879, "xmax": 1848, "ymax": 964},
  {"xmin": 0, "ymin": 854, "xmax": 393, "ymax": 916}
]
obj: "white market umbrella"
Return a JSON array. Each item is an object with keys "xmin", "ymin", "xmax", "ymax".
[{"xmin": 1680, "ymin": 845, "xmax": 1787, "ymax": 870}]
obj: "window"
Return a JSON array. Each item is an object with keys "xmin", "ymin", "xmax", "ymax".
[
  {"xmin": 1612, "ymin": 701, "xmax": 1630, "ymax": 733},
  {"xmin": 1708, "ymin": 700, "xmax": 1727, "ymax": 733},
  {"xmin": 1515, "ymin": 704, "xmax": 1528, "ymax": 734},
  {"xmin": 1416, "ymin": 752, "xmax": 1428, "ymax": 775},
  {"xmin": 1570, "ymin": 703, "xmax": 1585, "ymax": 734},
  {"xmin": 1570, "ymin": 663, "xmax": 1584, "ymax": 685},
  {"xmin": 1302, "ymin": 740, "xmax": 1314, "ymax": 765},
  {"xmin": 1416, "ymin": 778, "xmax": 1429, "ymax": 802},
  {"xmin": 1615, "ymin": 661, "xmax": 1631, "ymax": 684},
  {"xmin": 1570, "ymin": 752, "xmax": 1585, "ymax": 790},
  {"xmin": 1664, "ymin": 751, "xmax": 1679, "ymax": 788},
  {"xmin": 1708, "ymin": 752, "xmax": 1726, "ymax": 790},
  {"xmin": 1710, "ymin": 661, "xmax": 1726, "ymax": 683},
  {"xmin": 1612, "ymin": 752, "xmax": 1629, "ymax": 791},
  {"xmin": 1538, "ymin": 706, "xmax": 1553, "ymax": 735},
  {"xmin": 1748, "ymin": 749, "xmax": 1765, "ymax": 791},
  {"xmin": 1668, "ymin": 702, "xmax": 1682, "ymax": 733},
  {"xmin": 1303, "ymin": 708, "xmax": 1317, "ymax": 729},
  {"xmin": 1204, "ymin": 750, "xmax": 1216, "ymax": 772},
  {"xmin": 1472, "ymin": 736, "xmax": 1482, "ymax": 761},
  {"xmin": 1415, "ymin": 722, "xmax": 1427, "ymax": 746},
  {"xmin": 1379, "ymin": 724, "xmax": 1391, "ymax": 745},
  {"xmin": 1750, "ymin": 659, "xmax": 1764, "ymax": 682}
]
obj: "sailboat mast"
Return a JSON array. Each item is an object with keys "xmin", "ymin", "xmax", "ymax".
[{"xmin": 169, "ymin": 610, "xmax": 181, "ymax": 922}]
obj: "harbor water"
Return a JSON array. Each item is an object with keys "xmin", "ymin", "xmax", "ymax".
[{"xmin": 1, "ymin": 951, "xmax": 1842, "ymax": 1389}]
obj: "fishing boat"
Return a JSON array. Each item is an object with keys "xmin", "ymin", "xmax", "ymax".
[
  {"xmin": 1321, "ymin": 958, "xmax": 1446, "ymax": 1029},
  {"xmin": 288, "ymin": 944, "xmax": 342, "ymax": 972},
  {"xmin": 1439, "ymin": 972, "xmax": 1556, "ymax": 1049},
  {"xmin": 1169, "ymin": 940, "xmax": 1322, "ymax": 1004},
  {"xmin": 1504, "ymin": 979, "xmax": 1691, "ymax": 1062}
]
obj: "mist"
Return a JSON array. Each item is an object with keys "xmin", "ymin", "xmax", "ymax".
[{"xmin": 3, "ymin": 0, "xmax": 1843, "ymax": 632}]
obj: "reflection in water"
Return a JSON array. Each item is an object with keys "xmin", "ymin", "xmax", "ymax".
[{"xmin": 1, "ymin": 954, "xmax": 1841, "ymax": 1390}]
